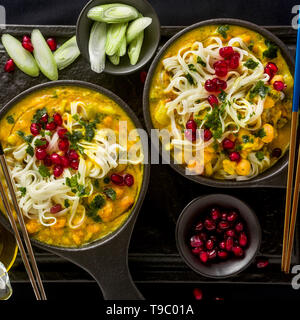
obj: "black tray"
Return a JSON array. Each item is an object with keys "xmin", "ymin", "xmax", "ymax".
[{"xmin": 1, "ymin": 24, "xmax": 299, "ymax": 300}]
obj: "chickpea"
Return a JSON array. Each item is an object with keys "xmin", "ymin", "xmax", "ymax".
[
  {"xmin": 236, "ymin": 159, "xmax": 251, "ymax": 176},
  {"xmin": 261, "ymin": 124, "xmax": 275, "ymax": 143}
]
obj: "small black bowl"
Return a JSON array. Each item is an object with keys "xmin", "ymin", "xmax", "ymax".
[
  {"xmin": 176, "ymin": 194, "xmax": 261, "ymax": 278},
  {"xmin": 76, "ymin": 0, "xmax": 161, "ymax": 75}
]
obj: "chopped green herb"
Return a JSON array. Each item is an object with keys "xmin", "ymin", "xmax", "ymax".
[
  {"xmin": 38, "ymin": 164, "xmax": 50, "ymax": 178},
  {"xmin": 72, "ymin": 114, "xmax": 79, "ymax": 121},
  {"xmin": 18, "ymin": 187, "xmax": 26, "ymax": 197},
  {"xmin": 248, "ymin": 41, "xmax": 254, "ymax": 51},
  {"xmin": 64, "ymin": 199, "xmax": 70, "ymax": 208},
  {"xmin": 104, "ymin": 188, "xmax": 116, "ymax": 201},
  {"xmin": 255, "ymin": 128, "xmax": 266, "ymax": 138},
  {"xmin": 218, "ymin": 90, "xmax": 227, "ymax": 102},
  {"xmin": 185, "ymin": 73, "xmax": 195, "ymax": 85},
  {"xmin": 86, "ymin": 194, "xmax": 105, "ymax": 222},
  {"xmin": 188, "ymin": 64, "xmax": 197, "ymax": 72},
  {"xmin": 217, "ymin": 25, "xmax": 229, "ymax": 38},
  {"xmin": 66, "ymin": 175, "xmax": 87, "ymax": 197},
  {"xmin": 32, "ymin": 107, "xmax": 47, "ymax": 124},
  {"xmin": 103, "ymin": 177, "xmax": 110, "ymax": 184},
  {"xmin": 249, "ymin": 81, "xmax": 269, "ymax": 100},
  {"xmin": 26, "ymin": 145, "xmax": 34, "ymax": 157},
  {"xmin": 197, "ymin": 56, "xmax": 206, "ymax": 67},
  {"xmin": 244, "ymin": 58, "xmax": 259, "ymax": 70},
  {"xmin": 34, "ymin": 139, "xmax": 47, "ymax": 147},
  {"xmin": 236, "ymin": 145, "xmax": 243, "ymax": 151},
  {"xmin": 263, "ymin": 40, "xmax": 278, "ymax": 59},
  {"xmin": 6, "ymin": 115, "xmax": 14, "ymax": 124},
  {"xmin": 255, "ymin": 151, "xmax": 265, "ymax": 161},
  {"xmin": 242, "ymin": 135, "xmax": 250, "ymax": 143},
  {"xmin": 204, "ymin": 102, "xmax": 226, "ymax": 139},
  {"xmin": 93, "ymin": 179, "xmax": 100, "ymax": 189}
]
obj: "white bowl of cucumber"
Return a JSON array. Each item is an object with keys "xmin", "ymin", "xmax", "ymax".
[{"xmin": 76, "ymin": 0, "xmax": 161, "ymax": 75}]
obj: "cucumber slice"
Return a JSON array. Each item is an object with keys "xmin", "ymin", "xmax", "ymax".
[
  {"xmin": 1, "ymin": 34, "xmax": 39, "ymax": 77},
  {"xmin": 89, "ymin": 22, "xmax": 107, "ymax": 73},
  {"xmin": 54, "ymin": 36, "xmax": 80, "ymax": 70},
  {"xmin": 126, "ymin": 17, "xmax": 152, "ymax": 43},
  {"xmin": 117, "ymin": 37, "xmax": 127, "ymax": 57},
  {"xmin": 128, "ymin": 31, "xmax": 144, "ymax": 65},
  {"xmin": 105, "ymin": 23, "xmax": 128, "ymax": 56},
  {"xmin": 108, "ymin": 54, "xmax": 120, "ymax": 65},
  {"xmin": 31, "ymin": 29, "xmax": 58, "ymax": 81}
]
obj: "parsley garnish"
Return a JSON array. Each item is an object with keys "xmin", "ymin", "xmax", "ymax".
[
  {"xmin": 6, "ymin": 115, "xmax": 14, "ymax": 124},
  {"xmin": 204, "ymin": 102, "xmax": 226, "ymax": 139},
  {"xmin": 218, "ymin": 90, "xmax": 227, "ymax": 102},
  {"xmin": 249, "ymin": 81, "xmax": 269, "ymax": 100},
  {"xmin": 65, "ymin": 175, "xmax": 87, "ymax": 197},
  {"xmin": 244, "ymin": 58, "xmax": 259, "ymax": 70},
  {"xmin": 255, "ymin": 128, "xmax": 266, "ymax": 138},
  {"xmin": 242, "ymin": 135, "xmax": 250, "ymax": 143},
  {"xmin": 217, "ymin": 25, "xmax": 229, "ymax": 38},
  {"xmin": 197, "ymin": 56, "xmax": 206, "ymax": 67},
  {"xmin": 32, "ymin": 107, "xmax": 47, "ymax": 124},
  {"xmin": 38, "ymin": 164, "xmax": 50, "ymax": 178},
  {"xmin": 255, "ymin": 151, "xmax": 265, "ymax": 161},
  {"xmin": 104, "ymin": 188, "xmax": 116, "ymax": 201},
  {"xmin": 64, "ymin": 199, "xmax": 70, "ymax": 208},
  {"xmin": 248, "ymin": 41, "xmax": 254, "ymax": 51},
  {"xmin": 263, "ymin": 40, "xmax": 278, "ymax": 59},
  {"xmin": 103, "ymin": 177, "xmax": 110, "ymax": 184},
  {"xmin": 185, "ymin": 73, "xmax": 195, "ymax": 85},
  {"xmin": 188, "ymin": 64, "xmax": 197, "ymax": 72},
  {"xmin": 18, "ymin": 187, "xmax": 26, "ymax": 197},
  {"xmin": 26, "ymin": 145, "xmax": 34, "ymax": 157},
  {"xmin": 34, "ymin": 139, "xmax": 47, "ymax": 147},
  {"xmin": 86, "ymin": 195, "xmax": 106, "ymax": 222}
]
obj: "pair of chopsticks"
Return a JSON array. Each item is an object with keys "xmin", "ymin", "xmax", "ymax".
[
  {"xmin": 0, "ymin": 142, "xmax": 46, "ymax": 300},
  {"xmin": 281, "ymin": 17, "xmax": 300, "ymax": 273}
]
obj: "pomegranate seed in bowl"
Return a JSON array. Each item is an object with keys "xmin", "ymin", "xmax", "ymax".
[
  {"xmin": 47, "ymin": 38, "xmax": 57, "ymax": 51},
  {"xmin": 4, "ymin": 59, "xmax": 15, "ymax": 72},
  {"xmin": 50, "ymin": 204, "xmax": 63, "ymax": 214},
  {"xmin": 219, "ymin": 46, "xmax": 234, "ymax": 59}
]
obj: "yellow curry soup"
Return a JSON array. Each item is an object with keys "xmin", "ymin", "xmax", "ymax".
[
  {"xmin": 149, "ymin": 24, "xmax": 293, "ymax": 181},
  {"xmin": 0, "ymin": 86, "xmax": 143, "ymax": 247}
]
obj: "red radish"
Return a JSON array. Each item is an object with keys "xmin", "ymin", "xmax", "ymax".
[
  {"xmin": 53, "ymin": 165, "xmax": 64, "ymax": 177},
  {"xmin": 4, "ymin": 59, "xmax": 15, "ymax": 72},
  {"xmin": 30, "ymin": 123, "xmax": 40, "ymax": 136},
  {"xmin": 47, "ymin": 38, "xmax": 57, "ymax": 51},
  {"xmin": 50, "ymin": 204, "xmax": 62, "ymax": 214}
]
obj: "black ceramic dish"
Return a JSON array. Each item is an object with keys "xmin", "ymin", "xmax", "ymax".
[
  {"xmin": 176, "ymin": 194, "xmax": 261, "ymax": 278},
  {"xmin": 76, "ymin": 0, "xmax": 161, "ymax": 75},
  {"xmin": 143, "ymin": 18, "xmax": 295, "ymax": 188},
  {"xmin": 0, "ymin": 80, "xmax": 150, "ymax": 300}
]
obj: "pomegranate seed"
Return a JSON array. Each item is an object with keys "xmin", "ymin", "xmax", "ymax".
[
  {"xmin": 190, "ymin": 235, "xmax": 204, "ymax": 247},
  {"xmin": 184, "ymin": 129, "xmax": 196, "ymax": 142},
  {"xmin": 206, "ymin": 239, "xmax": 215, "ymax": 250},
  {"xmin": 44, "ymin": 155, "xmax": 52, "ymax": 167},
  {"xmin": 50, "ymin": 204, "xmax": 62, "ymax": 214},
  {"xmin": 210, "ymin": 235, "xmax": 217, "ymax": 242},
  {"xmin": 219, "ymin": 46, "xmax": 234, "ymax": 59},
  {"xmin": 53, "ymin": 113, "xmax": 63, "ymax": 126},
  {"xmin": 235, "ymin": 222, "xmax": 244, "ymax": 233},
  {"xmin": 38, "ymin": 138, "xmax": 49, "ymax": 149},
  {"xmin": 124, "ymin": 174, "xmax": 134, "ymax": 187},
  {"xmin": 215, "ymin": 297, "xmax": 224, "ymax": 301},
  {"xmin": 221, "ymin": 212, "xmax": 228, "ymax": 220},
  {"xmin": 140, "ymin": 71, "xmax": 147, "ymax": 84},
  {"xmin": 218, "ymin": 221, "xmax": 230, "ymax": 230},
  {"xmin": 204, "ymin": 219, "xmax": 216, "ymax": 231},
  {"xmin": 192, "ymin": 247, "xmax": 203, "ymax": 254},
  {"xmin": 204, "ymin": 129, "xmax": 212, "ymax": 141},
  {"xmin": 198, "ymin": 232, "xmax": 207, "ymax": 241},
  {"xmin": 22, "ymin": 41, "xmax": 34, "ymax": 52},
  {"xmin": 193, "ymin": 288, "xmax": 203, "ymax": 300},
  {"xmin": 211, "ymin": 207, "xmax": 220, "ymax": 220},
  {"xmin": 256, "ymin": 258, "xmax": 269, "ymax": 269},
  {"xmin": 226, "ymin": 229, "xmax": 236, "ymax": 238},
  {"xmin": 199, "ymin": 251, "xmax": 208, "ymax": 263},
  {"xmin": 50, "ymin": 153, "xmax": 61, "ymax": 165},
  {"xmin": 53, "ymin": 165, "xmax": 64, "ymax": 177},
  {"xmin": 111, "ymin": 173, "xmax": 124, "ymax": 185},
  {"xmin": 47, "ymin": 38, "xmax": 57, "ymax": 51},
  {"xmin": 232, "ymin": 245, "xmax": 244, "ymax": 257},
  {"xmin": 22, "ymin": 35, "xmax": 31, "ymax": 43},
  {"xmin": 207, "ymin": 95, "xmax": 219, "ymax": 107},
  {"xmin": 204, "ymin": 79, "xmax": 217, "ymax": 92},
  {"xmin": 46, "ymin": 121, "xmax": 57, "ymax": 131},
  {"xmin": 58, "ymin": 139, "xmax": 69, "ymax": 152},
  {"xmin": 239, "ymin": 232, "xmax": 248, "ymax": 247},
  {"xmin": 219, "ymin": 241, "xmax": 226, "ymax": 250},
  {"xmin": 218, "ymin": 250, "xmax": 228, "ymax": 259},
  {"xmin": 273, "ymin": 81, "xmax": 285, "ymax": 91},
  {"xmin": 214, "ymin": 61, "xmax": 228, "ymax": 77},
  {"xmin": 70, "ymin": 159, "xmax": 79, "ymax": 170},
  {"xmin": 67, "ymin": 149, "xmax": 79, "ymax": 160},
  {"xmin": 40, "ymin": 113, "xmax": 48, "ymax": 123},
  {"xmin": 266, "ymin": 62, "xmax": 278, "ymax": 74},
  {"xmin": 4, "ymin": 59, "xmax": 15, "ymax": 72},
  {"xmin": 212, "ymin": 77, "xmax": 227, "ymax": 91},
  {"xmin": 30, "ymin": 123, "xmax": 40, "ymax": 136},
  {"xmin": 195, "ymin": 221, "xmax": 204, "ymax": 231},
  {"xmin": 228, "ymin": 53, "xmax": 240, "ymax": 69},
  {"xmin": 60, "ymin": 156, "xmax": 69, "ymax": 168},
  {"xmin": 186, "ymin": 119, "xmax": 197, "ymax": 131},
  {"xmin": 225, "ymin": 237, "xmax": 234, "ymax": 251},
  {"xmin": 57, "ymin": 128, "xmax": 68, "ymax": 138},
  {"xmin": 271, "ymin": 148, "xmax": 282, "ymax": 158},
  {"xmin": 222, "ymin": 138, "xmax": 235, "ymax": 149},
  {"xmin": 227, "ymin": 211, "xmax": 238, "ymax": 222},
  {"xmin": 35, "ymin": 147, "xmax": 47, "ymax": 160},
  {"xmin": 207, "ymin": 249, "xmax": 217, "ymax": 260},
  {"xmin": 229, "ymin": 151, "xmax": 241, "ymax": 162}
]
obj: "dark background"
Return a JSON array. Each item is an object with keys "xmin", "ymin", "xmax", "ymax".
[{"xmin": 0, "ymin": 0, "xmax": 299, "ymax": 26}]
